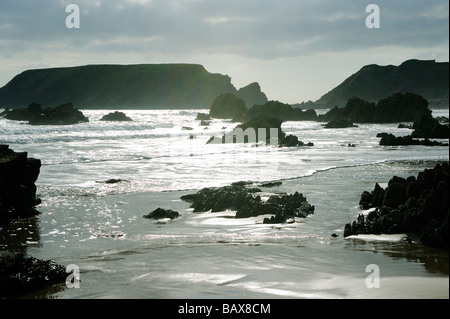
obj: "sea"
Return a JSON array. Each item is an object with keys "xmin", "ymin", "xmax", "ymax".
[{"xmin": 0, "ymin": 108, "xmax": 448, "ymax": 300}]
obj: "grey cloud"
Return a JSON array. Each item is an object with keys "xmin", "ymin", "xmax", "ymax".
[{"xmin": 0, "ymin": 0, "xmax": 448, "ymax": 60}]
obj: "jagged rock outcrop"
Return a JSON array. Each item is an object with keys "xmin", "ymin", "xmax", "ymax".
[
  {"xmin": 0, "ymin": 145, "xmax": 41, "ymax": 225},
  {"xmin": 345, "ymin": 163, "xmax": 449, "ymax": 249},
  {"xmin": 180, "ymin": 184, "xmax": 314, "ymax": 224},
  {"xmin": 27, "ymin": 103, "xmax": 89, "ymax": 125},
  {"xmin": 2, "ymin": 102, "xmax": 89, "ymax": 125},
  {"xmin": 319, "ymin": 93, "xmax": 431, "ymax": 124},
  {"xmin": 377, "ymin": 133, "xmax": 449, "ymax": 146},
  {"xmin": 236, "ymin": 82, "xmax": 268, "ymax": 108},
  {"xmin": 411, "ymin": 115, "xmax": 449, "ymax": 139},
  {"xmin": 0, "ymin": 103, "xmax": 43, "ymax": 121},
  {"xmin": 209, "ymin": 93, "xmax": 248, "ymax": 119},
  {"xmin": 206, "ymin": 116, "xmax": 313, "ymax": 147}
]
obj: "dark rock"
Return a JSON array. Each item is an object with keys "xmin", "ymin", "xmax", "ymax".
[
  {"xmin": 209, "ymin": 93, "xmax": 248, "ymax": 119},
  {"xmin": 258, "ymin": 181, "xmax": 282, "ymax": 188},
  {"xmin": 182, "ymin": 126, "xmax": 193, "ymax": 130},
  {"xmin": 181, "ymin": 185, "xmax": 314, "ymax": 224},
  {"xmin": 345, "ymin": 163, "xmax": 450, "ymax": 249},
  {"xmin": 0, "ymin": 253, "xmax": 68, "ymax": 298},
  {"xmin": 143, "ymin": 208, "xmax": 180, "ymax": 220},
  {"xmin": 242, "ymin": 100, "xmax": 318, "ymax": 122},
  {"xmin": 323, "ymin": 119, "xmax": 358, "ymax": 128},
  {"xmin": 398, "ymin": 123, "xmax": 412, "ymax": 129},
  {"xmin": 200, "ymin": 120, "xmax": 210, "ymax": 126},
  {"xmin": 231, "ymin": 181, "xmax": 253, "ymax": 187},
  {"xmin": 319, "ymin": 92, "xmax": 431, "ymax": 123},
  {"xmin": 196, "ymin": 113, "xmax": 211, "ymax": 121},
  {"xmin": 376, "ymin": 132, "xmax": 390, "ymax": 138},
  {"xmin": 359, "ymin": 183, "xmax": 385, "ymax": 210},
  {"xmin": 280, "ymin": 134, "xmax": 301, "ymax": 147},
  {"xmin": 96, "ymin": 179, "xmax": 126, "ymax": 184},
  {"xmin": 1, "ymin": 103, "xmax": 43, "ymax": 121},
  {"xmin": 435, "ymin": 116, "xmax": 449, "ymax": 124},
  {"xmin": 207, "ymin": 116, "xmax": 313, "ymax": 147},
  {"xmin": 378, "ymin": 133, "xmax": 448, "ymax": 146},
  {"xmin": 411, "ymin": 115, "xmax": 449, "ymax": 138},
  {"xmin": 28, "ymin": 103, "xmax": 89, "ymax": 125},
  {"xmin": 0, "ymin": 145, "xmax": 41, "ymax": 226},
  {"xmin": 100, "ymin": 111, "xmax": 133, "ymax": 121},
  {"xmin": 236, "ymin": 82, "xmax": 268, "ymax": 108}
]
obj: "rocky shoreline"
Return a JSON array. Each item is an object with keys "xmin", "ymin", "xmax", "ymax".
[
  {"xmin": 1, "ymin": 146, "xmax": 69, "ymax": 298},
  {"xmin": 344, "ymin": 163, "xmax": 449, "ymax": 249}
]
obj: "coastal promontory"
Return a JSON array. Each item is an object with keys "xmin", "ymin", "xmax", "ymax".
[
  {"xmin": 0, "ymin": 64, "xmax": 265, "ymax": 109},
  {"xmin": 315, "ymin": 59, "xmax": 449, "ymax": 108}
]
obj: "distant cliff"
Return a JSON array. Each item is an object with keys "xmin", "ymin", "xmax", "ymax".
[
  {"xmin": 315, "ymin": 59, "xmax": 449, "ymax": 108},
  {"xmin": 0, "ymin": 64, "xmax": 264, "ymax": 109}
]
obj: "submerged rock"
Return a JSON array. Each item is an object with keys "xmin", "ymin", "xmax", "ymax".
[
  {"xmin": 344, "ymin": 163, "xmax": 449, "ymax": 249},
  {"xmin": 0, "ymin": 145, "xmax": 41, "ymax": 226}
]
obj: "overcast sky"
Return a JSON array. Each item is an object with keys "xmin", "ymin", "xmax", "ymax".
[{"xmin": 0, "ymin": 0, "xmax": 448, "ymax": 103}]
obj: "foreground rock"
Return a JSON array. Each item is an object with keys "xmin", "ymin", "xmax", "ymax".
[
  {"xmin": 206, "ymin": 116, "xmax": 314, "ymax": 147},
  {"xmin": 143, "ymin": 208, "xmax": 180, "ymax": 220},
  {"xmin": 181, "ymin": 184, "xmax": 314, "ymax": 224},
  {"xmin": 344, "ymin": 163, "xmax": 449, "ymax": 249},
  {"xmin": 0, "ymin": 145, "xmax": 41, "ymax": 226},
  {"xmin": 319, "ymin": 92, "xmax": 431, "ymax": 123},
  {"xmin": 100, "ymin": 111, "xmax": 133, "ymax": 121},
  {"xmin": 28, "ymin": 103, "xmax": 89, "ymax": 125},
  {"xmin": 377, "ymin": 133, "xmax": 449, "ymax": 146},
  {"xmin": 0, "ymin": 253, "xmax": 67, "ymax": 298}
]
